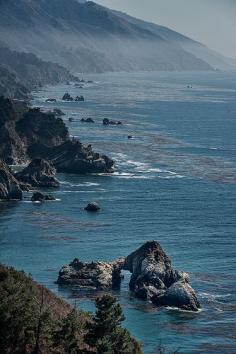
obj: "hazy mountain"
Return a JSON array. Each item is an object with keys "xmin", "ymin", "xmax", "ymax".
[
  {"xmin": 113, "ymin": 10, "xmax": 236, "ymax": 71},
  {"xmin": 0, "ymin": 0, "xmax": 213, "ymax": 73}
]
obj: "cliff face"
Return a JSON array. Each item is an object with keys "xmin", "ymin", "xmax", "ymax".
[
  {"xmin": 0, "ymin": 97, "xmax": 114, "ymax": 173},
  {"xmin": 0, "ymin": 0, "xmax": 213, "ymax": 73}
]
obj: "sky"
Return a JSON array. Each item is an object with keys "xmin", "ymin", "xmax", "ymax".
[{"xmin": 95, "ymin": 0, "xmax": 236, "ymax": 58}]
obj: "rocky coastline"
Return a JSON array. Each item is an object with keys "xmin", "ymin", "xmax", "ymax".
[{"xmin": 0, "ymin": 95, "xmax": 114, "ymax": 200}]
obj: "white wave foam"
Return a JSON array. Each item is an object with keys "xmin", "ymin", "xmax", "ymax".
[{"xmin": 60, "ymin": 181, "xmax": 100, "ymax": 187}]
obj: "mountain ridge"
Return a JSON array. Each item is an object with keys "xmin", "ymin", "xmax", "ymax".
[{"xmin": 0, "ymin": 0, "xmax": 214, "ymax": 73}]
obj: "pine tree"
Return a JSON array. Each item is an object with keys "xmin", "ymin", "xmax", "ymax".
[
  {"xmin": 53, "ymin": 308, "xmax": 84, "ymax": 354},
  {"xmin": 85, "ymin": 295, "xmax": 142, "ymax": 354}
]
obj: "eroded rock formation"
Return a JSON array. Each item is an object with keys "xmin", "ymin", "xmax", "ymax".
[
  {"xmin": 124, "ymin": 241, "xmax": 200, "ymax": 311},
  {"xmin": 57, "ymin": 241, "xmax": 200, "ymax": 312}
]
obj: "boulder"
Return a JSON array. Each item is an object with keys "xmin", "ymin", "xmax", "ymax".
[
  {"xmin": 85, "ymin": 202, "xmax": 100, "ymax": 212},
  {"xmin": 62, "ymin": 93, "xmax": 73, "ymax": 101},
  {"xmin": 31, "ymin": 192, "xmax": 56, "ymax": 202},
  {"xmin": 103, "ymin": 118, "xmax": 122, "ymax": 126},
  {"xmin": 81, "ymin": 118, "xmax": 94, "ymax": 123},
  {"xmin": 124, "ymin": 241, "xmax": 200, "ymax": 311},
  {"xmin": 152, "ymin": 281, "xmax": 200, "ymax": 312},
  {"xmin": 75, "ymin": 96, "xmax": 84, "ymax": 102},
  {"xmin": 16, "ymin": 159, "xmax": 60, "ymax": 188},
  {"xmin": 0, "ymin": 159, "xmax": 22, "ymax": 200},
  {"xmin": 57, "ymin": 258, "xmax": 124, "ymax": 290}
]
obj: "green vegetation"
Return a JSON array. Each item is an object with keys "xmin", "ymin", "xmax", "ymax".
[{"xmin": 0, "ymin": 264, "xmax": 142, "ymax": 354}]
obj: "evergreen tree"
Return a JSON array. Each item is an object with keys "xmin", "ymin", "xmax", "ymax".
[
  {"xmin": 53, "ymin": 308, "xmax": 84, "ymax": 354},
  {"xmin": 85, "ymin": 295, "xmax": 142, "ymax": 354}
]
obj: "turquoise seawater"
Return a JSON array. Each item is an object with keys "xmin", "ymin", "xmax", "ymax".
[{"xmin": 0, "ymin": 71, "xmax": 236, "ymax": 353}]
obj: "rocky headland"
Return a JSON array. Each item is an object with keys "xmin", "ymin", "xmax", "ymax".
[
  {"xmin": 57, "ymin": 241, "xmax": 200, "ymax": 312},
  {"xmin": 0, "ymin": 96, "xmax": 114, "ymax": 172}
]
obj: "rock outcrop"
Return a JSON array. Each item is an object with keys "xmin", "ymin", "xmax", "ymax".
[
  {"xmin": 0, "ymin": 97, "xmax": 114, "ymax": 174},
  {"xmin": 81, "ymin": 118, "xmax": 94, "ymax": 123},
  {"xmin": 123, "ymin": 241, "xmax": 200, "ymax": 311},
  {"xmin": 31, "ymin": 191, "xmax": 56, "ymax": 202},
  {"xmin": 56, "ymin": 241, "xmax": 200, "ymax": 312},
  {"xmin": 0, "ymin": 159, "xmax": 22, "ymax": 200},
  {"xmin": 16, "ymin": 159, "xmax": 60, "ymax": 188},
  {"xmin": 62, "ymin": 93, "xmax": 73, "ymax": 101},
  {"xmin": 57, "ymin": 258, "xmax": 124, "ymax": 290}
]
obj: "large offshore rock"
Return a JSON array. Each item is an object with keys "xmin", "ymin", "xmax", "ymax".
[
  {"xmin": 57, "ymin": 258, "xmax": 124, "ymax": 290},
  {"xmin": 0, "ymin": 159, "xmax": 22, "ymax": 200},
  {"xmin": 124, "ymin": 241, "xmax": 200, "ymax": 311},
  {"xmin": 16, "ymin": 158, "xmax": 60, "ymax": 188}
]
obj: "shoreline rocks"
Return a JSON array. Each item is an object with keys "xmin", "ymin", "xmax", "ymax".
[
  {"xmin": 0, "ymin": 159, "xmax": 22, "ymax": 200},
  {"xmin": 16, "ymin": 158, "xmax": 60, "ymax": 188}
]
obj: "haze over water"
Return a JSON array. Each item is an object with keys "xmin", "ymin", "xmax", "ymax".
[{"xmin": 0, "ymin": 71, "xmax": 236, "ymax": 353}]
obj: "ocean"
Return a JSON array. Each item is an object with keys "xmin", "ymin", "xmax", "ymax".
[{"xmin": 0, "ymin": 71, "xmax": 236, "ymax": 353}]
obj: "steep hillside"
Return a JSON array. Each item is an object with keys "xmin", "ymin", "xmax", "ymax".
[
  {"xmin": 0, "ymin": 47, "xmax": 76, "ymax": 99},
  {"xmin": 0, "ymin": 264, "xmax": 142, "ymax": 354},
  {"xmin": 0, "ymin": 0, "xmax": 213, "ymax": 72},
  {"xmin": 113, "ymin": 10, "xmax": 236, "ymax": 71}
]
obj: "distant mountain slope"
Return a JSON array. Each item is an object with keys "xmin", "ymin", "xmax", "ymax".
[
  {"xmin": 0, "ymin": 47, "xmax": 75, "ymax": 99},
  {"xmin": 113, "ymin": 10, "xmax": 236, "ymax": 71},
  {"xmin": 0, "ymin": 0, "xmax": 213, "ymax": 72}
]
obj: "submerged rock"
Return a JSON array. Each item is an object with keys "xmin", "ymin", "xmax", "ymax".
[
  {"xmin": 68, "ymin": 117, "xmax": 74, "ymax": 122},
  {"xmin": 0, "ymin": 159, "xmax": 22, "ymax": 200},
  {"xmin": 16, "ymin": 158, "xmax": 60, "ymax": 188},
  {"xmin": 57, "ymin": 258, "xmax": 124, "ymax": 290},
  {"xmin": 31, "ymin": 191, "xmax": 56, "ymax": 202},
  {"xmin": 85, "ymin": 202, "xmax": 100, "ymax": 212},
  {"xmin": 123, "ymin": 241, "xmax": 200, "ymax": 311}
]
